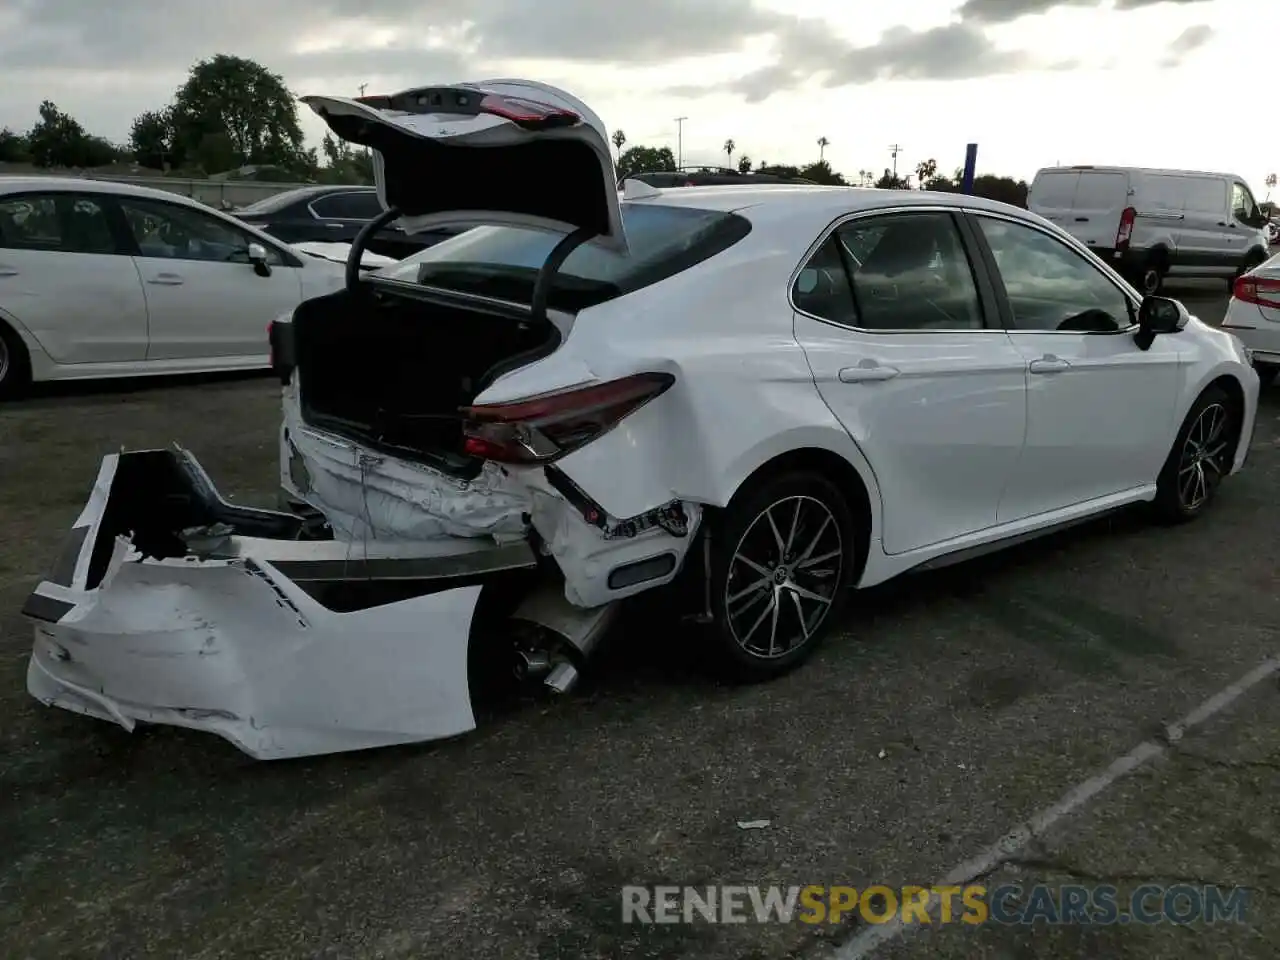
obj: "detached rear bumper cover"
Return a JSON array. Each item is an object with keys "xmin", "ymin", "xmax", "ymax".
[{"xmin": 23, "ymin": 451, "xmax": 523, "ymax": 760}]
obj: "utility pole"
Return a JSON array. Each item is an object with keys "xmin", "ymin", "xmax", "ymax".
[
  {"xmin": 674, "ymin": 117, "xmax": 687, "ymax": 169},
  {"xmin": 358, "ymin": 83, "xmax": 368, "ymax": 98},
  {"xmin": 889, "ymin": 144, "xmax": 902, "ymax": 179}
]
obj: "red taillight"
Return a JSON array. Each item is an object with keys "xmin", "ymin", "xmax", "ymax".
[
  {"xmin": 460, "ymin": 373, "xmax": 674, "ymax": 465},
  {"xmin": 1115, "ymin": 207, "xmax": 1136, "ymax": 251},
  {"xmin": 477, "ymin": 94, "xmax": 579, "ymax": 130},
  {"xmin": 1233, "ymin": 274, "xmax": 1280, "ymax": 309}
]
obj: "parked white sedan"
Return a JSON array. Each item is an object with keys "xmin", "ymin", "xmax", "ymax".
[
  {"xmin": 22, "ymin": 79, "xmax": 1261, "ymax": 760},
  {"xmin": 0, "ymin": 177, "xmax": 367, "ymax": 397},
  {"xmin": 1223, "ymin": 250, "xmax": 1280, "ymax": 382}
]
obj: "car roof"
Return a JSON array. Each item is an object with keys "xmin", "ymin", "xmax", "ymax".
[
  {"xmin": 619, "ymin": 184, "xmax": 1049, "ymax": 251},
  {"xmin": 1034, "ymin": 165, "xmax": 1247, "ymax": 182},
  {"xmin": 0, "ymin": 175, "xmax": 233, "ymax": 210},
  {"xmin": 629, "ymin": 183, "xmax": 1027, "ymax": 218}
]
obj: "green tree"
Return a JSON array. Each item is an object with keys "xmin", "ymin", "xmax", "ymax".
[
  {"xmin": 318, "ymin": 132, "xmax": 373, "ymax": 184},
  {"xmin": 737, "ymin": 155, "xmax": 752, "ymax": 173},
  {"xmin": 194, "ymin": 130, "xmax": 238, "ymax": 173},
  {"xmin": 129, "ymin": 109, "xmax": 174, "ymax": 170},
  {"xmin": 874, "ymin": 168, "xmax": 909, "ymax": 189},
  {"xmin": 914, "ymin": 158, "xmax": 938, "ymax": 186},
  {"xmin": 799, "ymin": 160, "xmax": 847, "ymax": 185},
  {"xmin": 25, "ymin": 101, "xmax": 118, "ymax": 168},
  {"xmin": 970, "ymin": 175, "xmax": 1029, "ymax": 207},
  {"xmin": 169, "ymin": 55, "xmax": 305, "ymax": 170},
  {"xmin": 757, "ymin": 163, "xmax": 802, "ymax": 179},
  {"xmin": 0, "ymin": 127, "xmax": 30, "ymax": 163},
  {"xmin": 617, "ymin": 145, "xmax": 676, "ymax": 179}
]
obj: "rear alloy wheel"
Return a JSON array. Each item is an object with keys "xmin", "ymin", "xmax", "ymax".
[
  {"xmin": 1153, "ymin": 386, "xmax": 1238, "ymax": 523},
  {"xmin": 0, "ymin": 322, "xmax": 31, "ymax": 400},
  {"xmin": 708, "ymin": 472, "xmax": 856, "ymax": 680}
]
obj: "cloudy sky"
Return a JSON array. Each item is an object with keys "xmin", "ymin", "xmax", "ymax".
[{"xmin": 0, "ymin": 0, "xmax": 1273, "ymax": 190}]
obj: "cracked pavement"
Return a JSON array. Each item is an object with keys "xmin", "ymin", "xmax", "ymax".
[{"xmin": 1, "ymin": 283, "xmax": 1277, "ymax": 960}]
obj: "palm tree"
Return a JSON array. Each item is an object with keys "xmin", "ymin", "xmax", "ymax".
[
  {"xmin": 817, "ymin": 136, "xmax": 830, "ymax": 162},
  {"xmin": 723, "ymin": 138, "xmax": 735, "ymax": 168},
  {"xmin": 611, "ymin": 129, "xmax": 626, "ymax": 161},
  {"xmin": 1267, "ymin": 173, "xmax": 1277, "ymax": 201},
  {"xmin": 915, "ymin": 158, "xmax": 937, "ymax": 188},
  {"xmin": 857, "ymin": 168, "xmax": 868, "ymax": 187}
]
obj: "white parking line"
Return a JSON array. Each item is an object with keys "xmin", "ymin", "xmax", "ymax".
[{"xmin": 833, "ymin": 654, "xmax": 1280, "ymax": 959}]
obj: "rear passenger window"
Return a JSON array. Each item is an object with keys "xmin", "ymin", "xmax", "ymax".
[
  {"xmin": 793, "ymin": 212, "xmax": 984, "ymax": 330},
  {"xmin": 0, "ymin": 194, "xmax": 118, "ymax": 254},
  {"xmin": 792, "ymin": 235, "xmax": 856, "ymax": 323},
  {"xmin": 311, "ymin": 192, "xmax": 383, "ymax": 220}
]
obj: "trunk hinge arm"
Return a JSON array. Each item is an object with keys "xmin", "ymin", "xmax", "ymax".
[
  {"xmin": 346, "ymin": 206, "xmax": 403, "ymax": 293},
  {"xmin": 531, "ymin": 226, "xmax": 597, "ymax": 326}
]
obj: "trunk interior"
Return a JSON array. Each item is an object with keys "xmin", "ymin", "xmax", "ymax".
[{"xmin": 291, "ymin": 286, "xmax": 561, "ymax": 475}]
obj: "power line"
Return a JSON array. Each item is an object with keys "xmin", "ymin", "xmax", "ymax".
[{"xmin": 888, "ymin": 143, "xmax": 903, "ymax": 178}]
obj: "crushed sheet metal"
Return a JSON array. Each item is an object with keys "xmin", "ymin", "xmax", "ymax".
[
  {"xmin": 28, "ymin": 552, "xmax": 482, "ymax": 760},
  {"xmin": 527, "ymin": 481, "xmax": 703, "ymax": 608},
  {"xmin": 281, "ymin": 390, "xmax": 531, "ymax": 543}
]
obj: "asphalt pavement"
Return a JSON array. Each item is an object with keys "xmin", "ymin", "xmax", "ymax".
[{"xmin": 1, "ymin": 282, "xmax": 1277, "ymax": 960}]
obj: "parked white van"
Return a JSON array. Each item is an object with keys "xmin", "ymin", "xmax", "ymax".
[{"xmin": 1028, "ymin": 166, "xmax": 1271, "ymax": 296}]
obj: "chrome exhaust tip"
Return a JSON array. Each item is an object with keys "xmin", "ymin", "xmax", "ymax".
[
  {"xmin": 544, "ymin": 661, "xmax": 580, "ymax": 695},
  {"xmin": 513, "ymin": 648, "xmax": 552, "ymax": 681}
]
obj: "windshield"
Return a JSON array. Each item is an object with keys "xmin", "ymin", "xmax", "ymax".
[
  {"xmin": 373, "ymin": 202, "xmax": 752, "ymax": 312},
  {"xmin": 235, "ymin": 188, "xmax": 324, "ymax": 215}
]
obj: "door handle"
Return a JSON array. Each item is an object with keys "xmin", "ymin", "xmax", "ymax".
[
  {"xmin": 147, "ymin": 274, "xmax": 184, "ymax": 286},
  {"xmin": 0, "ymin": 266, "xmax": 18, "ymax": 277},
  {"xmin": 1074, "ymin": 217, "xmax": 1089, "ymax": 222},
  {"xmin": 1029, "ymin": 355, "xmax": 1071, "ymax": 374},
  {"xmin": 326, "ymin": 223, "xmax": 345, "ymax": 229},
  {"xmin": 838, "ymin": 363, "xmax": 900, "ymax": 383}
]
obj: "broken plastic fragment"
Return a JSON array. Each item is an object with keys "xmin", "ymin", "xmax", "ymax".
[{"xmin": 736, "ymin": 819, "xmax": 771, "ymax": 830}]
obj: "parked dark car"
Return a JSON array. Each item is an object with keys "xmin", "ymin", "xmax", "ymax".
[
  {"xmin": 622, "ymin": 167, "xmax": 817, "ymax": 188},
  {"xmin": 230, "ymin": 186, "xmax": 464, "ymax": 260}
]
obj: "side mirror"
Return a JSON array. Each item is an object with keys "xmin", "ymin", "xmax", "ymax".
[
  {"xmin": 247, "ymin": 242, "xmax": 272, "ymax": 277},
  {"xmin": 1135, "ymin": 295, "xmax": 1188, "ymax": 350}
]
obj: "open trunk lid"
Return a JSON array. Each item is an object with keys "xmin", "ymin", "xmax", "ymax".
[{"xmin": 301, "ymin": 79, "xmax": 628, "ymax": 253}]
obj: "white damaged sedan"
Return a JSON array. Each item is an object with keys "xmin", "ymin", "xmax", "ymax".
[{"xmin": 23, "ymin": 80, "xmax": 1260, "ymax": 759}]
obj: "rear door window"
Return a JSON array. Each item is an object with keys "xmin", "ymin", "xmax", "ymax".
[
  {"xmin": 0, "ymin": 193, "xmax": 120, "ymax": 254},
  {"xmin": 377, "ymin": 202, "xmax": 752, "ymax": 311},
  {"xmin": 311, "ymin": 192, "xmax": 383, "ymax": 221},
  {"xmin": 1031, "ymin": 172, "xmax": 1079, "ymax": 209},
  {"xmin": 1184, "ymin": 178, "xmax": 1226, "ymax": 215},
  {"xmin": 792, "ymin": 211, "xmax": 985, "ymax": 331},
  {"xmin": 1072, "ymin": 172, "xmax": 1127, "ymax": 209}
]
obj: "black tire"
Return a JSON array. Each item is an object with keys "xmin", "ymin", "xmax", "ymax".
[
  {"xmin": 706, "ymin": 471, "xmax": 858, "ymax": 681},
  {"xmin": 0, "ymin": 321, "xmax": 31, "ymax": 400},
  {"xmin": 1255, "ymin": 362, "xmax": 1278, "ymax": 387},
  {"xmin": 1136, "ymin": 258, "xmax": 1165, "ymax": 296},
  {"xmin": 1152, "ymin": 386, "xmax": 1238, "ymax": 523},
  {"xmin": 1232, "ymin": 252, "xmax": 1267, "ymax": 290}
]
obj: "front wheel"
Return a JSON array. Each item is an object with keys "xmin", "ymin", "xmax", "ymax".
[
  {"xmin": 1152, "ymin": 386, "xmax": 1238, "ymax": 523},
  {"xmin": 706, "ymin": 471, "xmax": 858, "ymax": 681}
]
